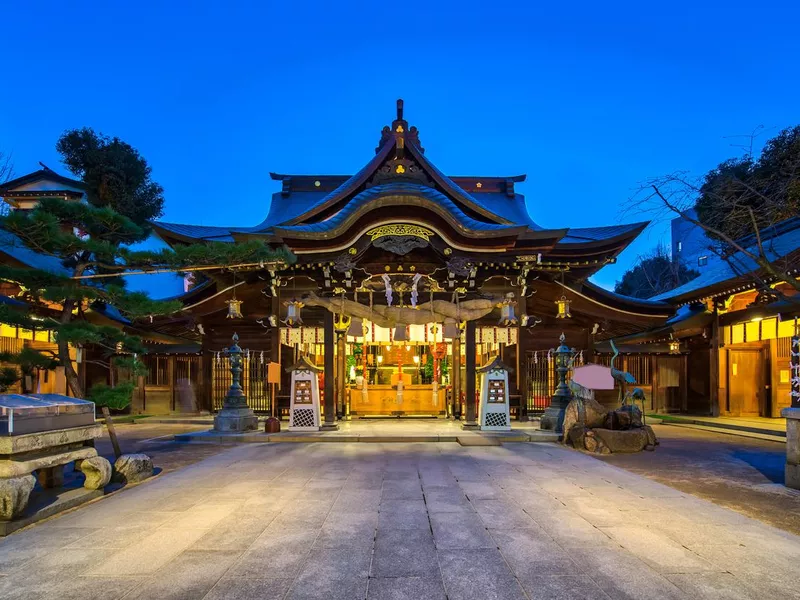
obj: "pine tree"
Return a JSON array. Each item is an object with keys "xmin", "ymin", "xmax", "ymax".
[{"xmin": 0, "ymin": 130, "xmax": 293, "ymax": 408}]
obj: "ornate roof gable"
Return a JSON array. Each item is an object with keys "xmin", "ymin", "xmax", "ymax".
[{"xmin": 283, "ymin": 100, "xmax": 514, "ymax": 227}]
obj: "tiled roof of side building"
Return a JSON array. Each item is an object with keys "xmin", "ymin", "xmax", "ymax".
[
  {"xmin": 650, "ymin": 218, "xmax": 800, "ymax": 302},
  {"xmin": 558, "ymin": 222, "xmax": 650, "ymax": 244},
  {"xmin": 0, "ymin": 230, "xmax": 71, "ymax": 274},
  {"xmin": 0, "ymin": 167, "xmax": 85, "ymax": 192}
]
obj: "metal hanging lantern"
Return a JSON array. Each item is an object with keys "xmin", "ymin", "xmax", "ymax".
[
  {"xmin": 555, "ymin": 296, "xmax": 572, "ymax": 319},
  {"xmin": 394, "ymin": 324, "xmax": 409, "ymax": 341},
  {"xmin": 443, "ymin": 321, "xmax": 460, "ymax": 340},
  {"xmin": 226, "ymin": 298, "xmax": 243, "ymax": 319},
  {"xmin": 347, "ymin": 316, "xmax": 364, "ymax": 337},
  {"xmin": 669, "ymin": 339, "xmax": 680, "ymax": 354},
  {"xmin": 334, "ymin": 314, "xmax": 351, "ymax": 334},
  {"xmin": 283, "ymin": 299, "xmax": 304, "ymax": 327},
  {"xmin": 498, "ymin": 296, "xmax": 518, "ymax": 326}
]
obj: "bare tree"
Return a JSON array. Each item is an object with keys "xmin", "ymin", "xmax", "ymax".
[
  {"xmin": 614, "ymin": 242, "xmax": 699, "ymax": 299},
  {"xmin": 0, "ymin": 150, "xmax": 12, "ymax": 184},
  {"xmin": 627, "ymin": 128, "xmax": 800, "ymax": 302}
]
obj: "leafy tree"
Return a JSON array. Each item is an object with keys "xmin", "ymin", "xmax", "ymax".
[
  {"xmin": 56, "ymin": 128, "xmax": 165, "ymax": 224},
  {"xmin": 614, "ymin": 244, "xmax": 699, "ymax": 299},
  {"xmin": 695, "ymin": 126, "xmax": 800, "ymax": 241}
]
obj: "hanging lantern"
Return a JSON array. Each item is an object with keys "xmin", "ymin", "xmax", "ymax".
[
  {"xmin": 226, "ymin": 298, "xmax": 244, "ymax": 319},
  {"xmin": 334, "ymin": 314, "xmax": 351, "ymax": 334},
  {"xmin": 283, "ymin": 299, "xmax": 304, "ymax": 327},
  {"xmin": 497, "ymin": 297, "xmax": 518, "ymax": 326},
  {"xmin": 555, "ymin": 295, "xmax": 572, "ymax": 319},
  {"xmin": 347, "ymin": 316, "xmax": 364, "ymax": 337},
  {"xmin": 443, "ymin": 321, "xmax": 460, "ymax": 340},
  {"xmin": 394, "ymin": 324, "xmax": 409, "ymax": 341},
  {"xmin": 669, "ymin": 340, "xmax": 680, "ymax": 354}
]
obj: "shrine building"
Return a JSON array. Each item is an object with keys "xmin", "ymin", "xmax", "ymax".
[{"xmin": 139, "ymin": 100, "xmax": 674, "ymax": 424}]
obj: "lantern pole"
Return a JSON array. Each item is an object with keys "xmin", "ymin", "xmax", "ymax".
[
  {"xmin": 540, "ymin": 333, "xmax": 574, "ymax": 434},
  {"xmin": 213, "ymin": 333, "xmax": 259, "ymax": 432}
]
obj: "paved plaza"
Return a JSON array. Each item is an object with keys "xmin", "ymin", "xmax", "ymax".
[{"xmin": 2, "ymin": 442, "xmax": 800, "ymax": 600}]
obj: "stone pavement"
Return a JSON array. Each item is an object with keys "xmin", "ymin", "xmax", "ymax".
[{"xmin": 1, "ymin": 442, "xmax": 799, "ymax": 600}]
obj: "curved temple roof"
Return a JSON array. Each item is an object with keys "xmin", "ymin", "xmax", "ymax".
[{"xmin": 152, "ymin": 100, "xmax": 648, "ymax": 269}]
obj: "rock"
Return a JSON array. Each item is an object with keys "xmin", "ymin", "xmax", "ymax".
[
  {"xmin": 79, "ymin": 456, "xmax": 112, "ymax": 490},
  {"xmin": 592, "ymin": 428, "xmax": 650, "ymax": 453},
  {"xmin": 113, "ymin": 454, "xmax": 154, "ymax": 484},
  {"xmin": 0, "ymin": 474, "xmax": 36, "ymax": 520},
  {"xmin": 583, "ymin": 431, "xmax": 611, "ymax": 454},
  {"xmin": 563, "ymin": 397, "xmax": 609, "ymax": 441}
]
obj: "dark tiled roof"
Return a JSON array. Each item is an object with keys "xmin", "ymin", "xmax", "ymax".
[
  {"xmin": 273, "ymin": 183, "xmax": 523, "ymax": 236},
  {"xmin": 558, "ymin": 222, "xmax": 649, "ymax": 244},
  {"xmin": 0, "ymin": 168, "xmax": 84, "ymax": 192},
  {"xmin": 0, "ymin": 230, "xmax": 71, "ymax": 274}
]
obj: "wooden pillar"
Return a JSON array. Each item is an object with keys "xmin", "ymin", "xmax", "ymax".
[
  {"xmin": 336, "ymin": 330, "xmax": 346, "ymax": 419},
  {"xmin": 464, "ymin": 321, "xmax": 478, "ymax": 427},
  {"xmin": 516, "ymin": 323, "xmax": 528, "ymax": 422},
  {"xmin": 709, "ymin": 305, "xmax": 720, "ymax": 416},
  {"xmin": 200, "ymin": 333, "xmax": 213, "ymax": 413},
  {"xmin": 451, "ymin": 335, "xmax": 461, "ymax": 419},
  {"xmin": 323, "ymin": 311, "xmax": 337, "ymax": 428},
  {"xmin": 270, "ymin": 293, "xmax": 280, "ymax": 418}
]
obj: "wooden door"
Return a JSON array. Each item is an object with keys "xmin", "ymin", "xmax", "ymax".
[
  {"xmin": 654, "ymin": 356, "xmax": 682, "ymax": 412},
  {"xmin": 728, "ymin": 349, "xmax": 763, "ymax": 416}
]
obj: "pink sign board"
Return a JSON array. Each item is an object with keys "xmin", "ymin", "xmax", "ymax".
[{"xmin": 572, "ymin": 364, "xmax": 614, "ymax": 390}]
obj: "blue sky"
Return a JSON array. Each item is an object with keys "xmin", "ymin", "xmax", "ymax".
[{"xmin": 2, "ymin": 1, "xmax": 798, "ymax": 290}]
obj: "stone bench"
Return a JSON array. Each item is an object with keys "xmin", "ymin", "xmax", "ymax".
[{"xmin": 0, "ymin": 424, "xmax": 110, "ymax": 521}]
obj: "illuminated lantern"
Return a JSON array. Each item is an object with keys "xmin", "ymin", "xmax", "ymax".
[
  {"xmin": 283, "ymin": 299, "xmax": 304, "ymax": 327},
  {"xmin": 347, "ymin": 317, "xmax": 364, "ymax": 337},
  {"xmin": 669, "ymin": 340, "xmax": 680, "ymax": 354},
  {"xmin": 555, "ymin": 296, "xmax": 572, "ymax": 319},
  {"xmin": 226, "ymin": 298, "xmax": 244, "ymax": 319},
  {"xmin": 497, "ymin": 296, "xmax": 518, "ymax": 326},
  {"xmin": 394, "ymin": 324, "xmax": 409, "ymax": 341}
]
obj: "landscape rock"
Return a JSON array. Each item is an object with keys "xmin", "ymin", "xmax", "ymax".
[
  {"xmin": 0, "ymin": 474, "xmax": 36, "ymax": 520},
  {"xmin": 79, "ymin": 456, "xmax": 112, "ymax": 490},
  {"xmin": 113, "ymin": 453, "xmax": 154, "ymax": 484}
]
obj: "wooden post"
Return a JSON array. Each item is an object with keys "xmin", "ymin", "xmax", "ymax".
[
  {"xmin": 323, "ymin": 311, "xmax": 337, "ymax": 428},
  {"xmin": 336, "ymin": 331, "xmax": 346, "ymax": 419},
  {"xmin": 709, "ymin": 304, "xmax": 720, "ymax": 416},
  {"xmin": 516, "ymin": 323, "xmax": 528, "ymax": 422},
  {"xmin": 451, "ymin": 335, "xmax": 461, "ymax": 419},
  {"xmin": 270, "ymin": 293, "xmax": 281, "ymax": 418},
  {"xmin": 464, "ymin": 321, "xmax": 477, "ymax": 427}
]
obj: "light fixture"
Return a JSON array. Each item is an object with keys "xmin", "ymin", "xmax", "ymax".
[
  {"xmin": 283, "ymin": 299, "xmax": 304, "ymax": 327},
  {"xmin": 347, "ymin": 317, "xmax": 364, "ymax": 337},
  {"xmin": 669, "ymin": 340, "xmax": 680, "ymax": 354},
  {"xmin": 333, "ymin": 314, "xmax": 351, "ymax": 334},
  {"xmin": 226, "ymin": 272, "xmax": 243, "ymax": 319},
  {"xmin": 394, "ymin": 324, "xmax": 409, "ymax": 341},
  {"xmin": 226, "ymin": 298, "xmax": 243, "ymax": 319},
  {"xmin": 556, "ymin": 271, "xmax": 572, "ymax": 319},
  {"xmin": 443, "ymin": 322, "xmax": 460, "ymax": 339},
  {"xmin": 405, "ymin": 345, "xmax": 411, "ymax": 351},
  {"xmin": 413, "ymin": 355, "xmax": 420, "ymax": 364},
  {"xmin": 555, "ymin": 296, "xmax": 572, "ymax": 319},
  {"xmin": 377, "ymin": 355, "xmax": 384, "ymax": 364},
  {"xmin": 498, "ymin": 295, "xmax": 518, "ymax": 326}
]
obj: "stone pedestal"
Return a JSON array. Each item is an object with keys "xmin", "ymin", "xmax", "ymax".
[
  {"xmin": 540, "ymin": 392, "xmax": 570, "ymax": 433},
  {"xmin": 214, "ymin": 407, "xmax": 258, "ymax": 433},
  {"xmin": 782, "ymin": 407, "xmax": 800, "ymax": 490}
]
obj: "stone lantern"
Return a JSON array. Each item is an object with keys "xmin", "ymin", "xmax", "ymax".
[
  {"xmin": 540, "ymin": 333, "xmax": 574, "ymax": 433},
  {"xmin": 213, "ymin": 333, "xmax": 258, "ymax": 432}
]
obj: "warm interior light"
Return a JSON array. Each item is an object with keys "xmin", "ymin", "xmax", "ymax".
[
  {"xmin": 413, "ymin": 355, "xmax": 420, "ymax": 364},
  {"xmin": 377, "ymin": 355, "xmax": 383, "ymax": 363},
  {"xmin": 405, "ymin": 345, "xmax": 411, "ymax": 351},
  {"xmin": 751, "ymin": 316, "xmax": 763, "ymax": 322}
]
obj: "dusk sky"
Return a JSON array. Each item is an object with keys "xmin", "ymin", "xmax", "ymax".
[{"xmin": 2, "ymin": 1, "xmax": 798, "ymax": 290}]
